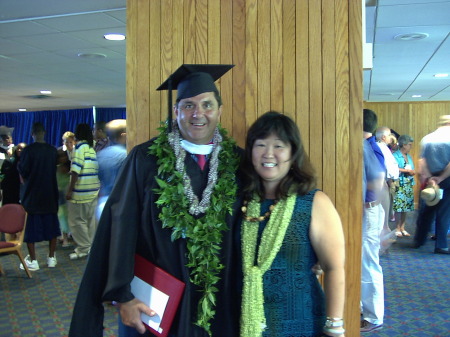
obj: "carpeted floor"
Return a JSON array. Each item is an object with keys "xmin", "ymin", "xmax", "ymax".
[
  {"xmin": 0, "ymin": 242, "xmax": 118, "ymax": 337},
  {"xmin": 0, "ymin": 214, "xmax": 449, "ymax": 337}
]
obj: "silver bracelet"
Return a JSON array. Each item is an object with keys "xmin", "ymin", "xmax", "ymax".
[{"xmin": 323, "ymin": 326, "xmax": 345, "ymax": 336}]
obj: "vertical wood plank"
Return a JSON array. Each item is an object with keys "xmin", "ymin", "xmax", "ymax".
[
  {"xmin": 348, "ymin": 0, "xmax": 363, "ymax": 335},
  {"xmin": 321, "ymin": 0, "xmax": 337, "ymax": 201},
  {"xmin": 184, "ymin": 0, "xmax": 196, "ymax": 61},
  {"xmin": 308, "ymin": 0, "xmax": 323, "ymax": 188},
  {"xmin": 257, "ymin": 0, "xmax": 271, "ymax": 115},
  {"xmin": 231, "ymin": 0, "xmax": 246, "ymax": 147},
  {"xmin": 219, "ymin": 0, "xmax": 234, "ymax": 133},
  {"xmin": 196, "ymin": 0, "xmax": 208, "ymax": 63},
  {"xmin": 270, "ymin": 0, "xmax": 283, "ymax": 112},
  {"xmin": 296, "ymin": 0, "xmax": 310, "ymax": 154},
  {"xmin": 208, "ymin": 0, "xmax": 221, "ymax": 63},
  {"xmin": 282, "ymin": 0, "xmax": 296, "ymax": 119},
  {"xmin": 245, "ymin": 0, "xmax": 258, "ymax": 133}
]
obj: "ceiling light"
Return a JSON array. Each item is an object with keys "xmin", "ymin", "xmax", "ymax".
[
  {"xmin": 394, "ymin": 33, "xmax": 428, "ymax": 41},
  {"xmin": 40, "ymin": 90, "xmax": 52, "ymax": 95},
  {"xmin": 77, "ymin": 53, "xmax": 107, "ymax": 59},
  {"xmin": 104, "ymin": 33, "xmax": 126, "ymax": 41},
  {"xmin": 18, "ymin": 109, "xmax": 27, "ymax": 112},
  {"xmin": 411, "ymin": 94, "xmax": 422, "ymax": 98},
  {"xmin": 434, "ymin": 73, "xmax": 449, "ymax": 78}
]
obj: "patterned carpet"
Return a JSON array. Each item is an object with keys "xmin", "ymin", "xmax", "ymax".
[
  {"xmin": 1, "ymin": 216, "xmax": 449, "ymax": 337},
  {"xmin": 368, "ymin": 217, "xmax": 450, "ymax": 337},
  {"xmin": 0, "ymin": 242, "xmax": 118, "ymax": 337}
]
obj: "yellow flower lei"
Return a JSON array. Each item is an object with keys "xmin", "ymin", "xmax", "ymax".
[{"xmin": 240, "ymin": 193, "xmax": 297, "ymax": 337}]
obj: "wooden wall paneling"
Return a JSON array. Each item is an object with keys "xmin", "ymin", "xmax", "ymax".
[
  {"xmin": 308, "ymin": 0, "xmax": 323, "ymax": 188},
  {"xmin": 334, "ymin": 0, "xmax": 350, "ymax": 214},
  {"xmin": 295, "ymin": 0, "xmax": 310, "ymax": 154},
  {"xmin": 172, "ymin": 0, "xmax": 184, "ymax": 69},
  {"xmin": 148, "ymin": 0, "xmax": 161, "ymax": 140},
  {"xmin": 127, "ymin": 1, "xmax": 363, "ymax": 335},
  {"xmin": 126, "ymin": 0, "xmax": 137, "ymax": 151},
  {"xmin": 282, "ymin": 0, "xmax": 296, "ymax": 120},
  {"xmin": 321, "ymin": 0, "xmax": 337, "ymax": 201},
  {"xmin": 347, "ymin": 0, "xmax": 363, "ymax": 334},
  {"xmin": 270, "ymin": 0, "xmax": 283, "ymax": 112},
  {"xmin": 257, "ymin": 0, "xmax": 271, "ymax": 117},
  {"xmin": 196, "ymin": 0, "xmax": 208, "ymax": 63},
  {"xmin": 207, "ymin": 0, "xmax": 221, "ymax": 63},
  {"xmin": 219, "ymin": 0, "xmax": 233, "ymax": 134},
  {"xmin": 231, "ymin": 0, "xmax": 246, "ymax": 147},
  {"xmin": 244, "ymin": 0, "xmax": 258, "ymax": 136},
  {"xmin": 184, "ymin": 0, "xmax": 196, "ymax": 61}
]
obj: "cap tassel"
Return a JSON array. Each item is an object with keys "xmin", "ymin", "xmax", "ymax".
[{"xmin": 167, "ymin": 75, "xmax": 173, "ymax": 132}]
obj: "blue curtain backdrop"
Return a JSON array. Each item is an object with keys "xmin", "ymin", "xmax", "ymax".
[
  {"xmin": 96, "ymin": 107, "xmax": 126, "ymax": 123},
  {"xmin": 0, "ymin": 108, "xmax": 126, "ymax": 148}
]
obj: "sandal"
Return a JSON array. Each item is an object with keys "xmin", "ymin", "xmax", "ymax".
[
  {"xmin": 401, "ymin": 230, "xmax": 410, "ymax": 237},
  {"xmin": 395, "ymin": 231, "xmax": 403, "ymax": 237}
]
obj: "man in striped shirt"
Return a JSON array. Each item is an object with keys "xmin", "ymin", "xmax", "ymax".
[{"xmin": 66, "ymin": 123, "xmax": 100, "ymax": 260}]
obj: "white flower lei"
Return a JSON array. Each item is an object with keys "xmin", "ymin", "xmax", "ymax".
[{"xmin": 168, "ymin": 123, "xmax": 222, "ymax": 216}]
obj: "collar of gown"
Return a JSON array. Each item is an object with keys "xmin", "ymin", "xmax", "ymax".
[{"xmin": 180, "ymin": 139, "xmax": 213, "ymax": 155}]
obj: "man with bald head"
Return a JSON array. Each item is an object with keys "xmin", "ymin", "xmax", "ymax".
[{"xmin": 95, "ymin": 119, "xmax": 127, "ymax": 220}]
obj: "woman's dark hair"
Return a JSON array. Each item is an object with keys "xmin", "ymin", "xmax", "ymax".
[
  {"xmin": 75, "ymin": 123, "xmax": 94, "ymax": 148},
  {"xmin": 240, "ymin": 111, "xmax": 316, "ymax": 200}
]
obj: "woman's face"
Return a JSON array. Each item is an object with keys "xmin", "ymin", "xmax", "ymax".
[
  {"xmin": 252, "ymin": 133, "xmax": 292, "ymax": 187},
  {"xmin": 64, "ymin": 137, "xmax": 75, "ymax": 151},
  {"xmin": 402, "ymin": 142, "xmax": 413, "ymax": 153},
  {"xmin": 15, "ymin": 143, "xmax": 25, "ymax": 157}
]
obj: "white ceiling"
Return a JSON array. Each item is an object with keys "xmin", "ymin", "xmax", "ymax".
[
  {"xmin": 365, "ymin": 0, "xmax": 450, "ymax": 102},
  {"xmin": 0, "ymin": 0, "xmax": 449, "ymax": 113},
  {"xmin": 0, "ymin": 0, "xmax": 126, "ymax": 113}
]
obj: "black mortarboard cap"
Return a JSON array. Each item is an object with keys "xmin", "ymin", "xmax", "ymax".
[{"xmin": 157, "ymin": 64, "xmax": 234, "ymax": 131}]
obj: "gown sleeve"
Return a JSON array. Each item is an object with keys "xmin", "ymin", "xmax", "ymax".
[{"xmin": 69, "ymin": 141, "xmax": 155, "ymax": 337}]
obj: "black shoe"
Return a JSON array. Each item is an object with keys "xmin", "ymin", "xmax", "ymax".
[{"xmin": 434, "ymin": 248, "xmax": 450, "ymax": 255}]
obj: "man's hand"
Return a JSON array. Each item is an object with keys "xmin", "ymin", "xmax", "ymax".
[{"xmin": 117, "ymin": 298, "xmax": 156, "ymax": 334}]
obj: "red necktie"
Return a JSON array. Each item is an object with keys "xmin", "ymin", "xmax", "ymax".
[{"xmin": 196, "ymin": 154, "xmax": 206, "ymax": 170}]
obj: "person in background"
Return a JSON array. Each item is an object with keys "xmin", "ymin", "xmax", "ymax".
[
  {"xmin": 69, "ymin": 64, "xmax": 243, "ymax": 337},
  {"xmin": 66, "ymin": 123, "xmax": 100, "ymax": 260},
  {"xmin": 56, "ymin": 148, "xmax": 72, "ymax": 247},
  {"xmin": 239, "ymin": 111, "xmax": 346, "ymax": 337},
  {"xmin": 0, "ymin": 125, "xmax": 15, "ymax": 204},
  {"xmin": 57, "ymin": 131, "xmax": 75, "ymax": 246},
  {"xmin": 96, "ymin": 119, "xmax": 127, "ymax": 221},
  {"xmin": 0, "ymin": 125, "xmax": 15, "ymax": 157},
  {"xmin": 18, "ymin": 122, "xmax": 60, "ymax": 271},
  {"xmin": 61, "ymin": 131, "xmax": 76, "ymax": 161},
  {"xmin": 414, "ymin": 115, "xmax": 450, "ymax": 254},
  {"xmin": 361, "ymin": 109, "xmax": 386, "ymax": 333},
  {"xmin": 375, "ymin": 127, "xmax": 400, "ymax": 228},
  {"xmin": 392, "ymin": 135, "xmax": 415, "ymax": 237},
  {"xmin": 93, "ymin": 121, "xmax": 110, "ymax": 152},
  {"xmin": 1, "ymin": 143, "xmax": 26, "ymax": 205}
]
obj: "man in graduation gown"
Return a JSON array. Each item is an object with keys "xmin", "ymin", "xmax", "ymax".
[{"xmin": 69, "ymin": 64, "xmax": 243, "ymax": 337}]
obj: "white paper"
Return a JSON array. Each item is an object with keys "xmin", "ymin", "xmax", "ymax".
[{"xmin": 131, "ymin": 276, "xmax": 170, "ymax": 333}]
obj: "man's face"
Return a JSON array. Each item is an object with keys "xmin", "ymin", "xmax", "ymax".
[
  {"xmin": 2, "ymin": 135, "xmax": 12, "ymax": 146},
  {"xmin": 174, "ymin": 92, "xmax": 222, "ymax": 145}
]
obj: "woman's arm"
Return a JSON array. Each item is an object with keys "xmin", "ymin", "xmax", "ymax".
[{"xmin": 310, "ymin": 191, "xmax": 346, "ymax": 336}]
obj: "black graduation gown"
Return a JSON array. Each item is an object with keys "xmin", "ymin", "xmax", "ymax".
[{"xmin": 69, "ymin": 139, "xmax": 243, "ymax": 337}]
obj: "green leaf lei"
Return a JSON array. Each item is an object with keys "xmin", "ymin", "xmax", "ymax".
[{"xmin": 148, "ymin": 123, "xmax": 240, "ymax": 335}]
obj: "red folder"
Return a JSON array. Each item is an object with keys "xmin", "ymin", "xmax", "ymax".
[{"xmin": 132, "ymin": 254, "xmax": 185, "ymax": 337}]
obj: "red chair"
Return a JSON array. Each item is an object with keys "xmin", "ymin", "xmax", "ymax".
[{"xmin": 0, "ymin": 204, "xmax": 30, "ymax": 278}]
